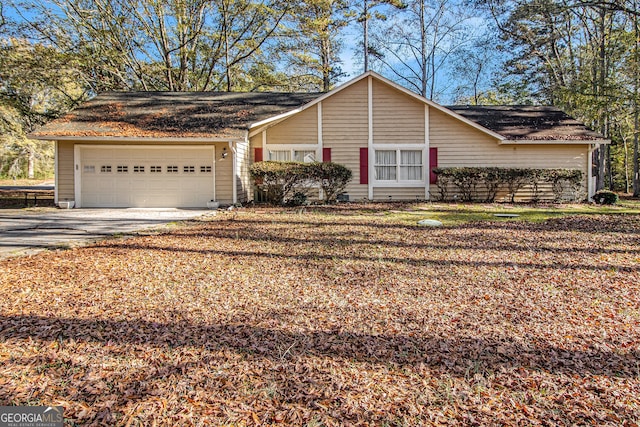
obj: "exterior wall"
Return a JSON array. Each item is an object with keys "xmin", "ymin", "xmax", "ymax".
[
  {"xmin": 322, "ymin": 79, "xmax": 369, "ymax": 200},
  {"xmin": 373, "ymin": 187, "xmax": 425, "ymax": 201},
  {"xmin": 372, "ymin": 79, "xmax": 424, "ymax": 143},
  {"xmin": 429, "ymin": 108, "xmax": 589, "ymax": 200},
  {"xmin": 266, "ymin": 105, "xmax": 318, "ymax": 145},
  {"xmin": 56, "ymin": 140, "xmax": 236, "ymax": 206},
  {"xmin": 57, "ymin": 140, "xmax": 75, "ymax": 202},
  {"xmin": 235, "ymin": 140, "xmax": 250, "ymax": 203}
]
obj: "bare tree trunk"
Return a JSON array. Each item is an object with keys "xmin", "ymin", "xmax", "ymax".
[
  {"xmin": 363, "ymin": 0, "xmax": 369, "ymax": 72},
  {"xmin": 420, "ymin": 0, "xmax": 427, "ymax": 97},
  {"xmin": 27, "ymin": 149, "xmax": 35, "ymax": 179},
  {"xmin": 634, "ymin": 0, "xmax": 640, "ymax": 196}
]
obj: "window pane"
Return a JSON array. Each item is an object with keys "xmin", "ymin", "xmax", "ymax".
[
  {"xmin": 400, "ymin": 150, "xmax": 422, "ymax": 165},
  {"xmin": 375, "ymin": 150, "xmax": 396, "ymax": 165},
  {"xmin": 293, "ymin": 150, "xmax": 315, "ymax": 163},
  {"xmin": 375, "ymin": 166, "xmax": 397, "ymax": 180},
  {"xmin": 268, "ymin": 150, "xmax": 291, "ymax": 161},
  {"xmin": 400, "ymin": 166, "xmax": 423, "ymax": 180}
]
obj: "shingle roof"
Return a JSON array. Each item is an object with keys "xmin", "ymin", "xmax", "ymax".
[
  {"xmin": 447, "ymin": 105, "xmax": 603, "ymax": 141},
  {"xmin": 32, "ymin": 91, "xmax": 321, "ymax": 140},
  {"xmin": 31, "ymin": 89, "xmax": 604, "ymax": 142}
]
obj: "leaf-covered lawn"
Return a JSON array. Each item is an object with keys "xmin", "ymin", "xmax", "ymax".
[{"xmin": 1, "ymin": 206, "xmax": 639, "ymax": 426}]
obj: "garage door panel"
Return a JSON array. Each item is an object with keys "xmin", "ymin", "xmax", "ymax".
[{"xmin": 80, "ymin": 147, "xmax": 215, "ymax": 208}]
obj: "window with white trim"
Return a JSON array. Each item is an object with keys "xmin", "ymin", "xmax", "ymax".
[
  {"xmin": 267, "ymin": 149, "xmax": 316, "ymax": 163},
  {"xmin": 374, "ymin": 149, "xmax": 423, "ymax": 182},
  {"xmin": 150, "ymin": 166, "xmax": 162, "ymax": 173},
  {"xmin": 83, "ymin": 165, "xmax": 96, "ymax": 173},
  {"xmin": 100, "ymin": 165, "xmax": 112, "ymax": 173}
]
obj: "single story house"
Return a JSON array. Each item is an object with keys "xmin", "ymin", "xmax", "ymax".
[{"xmin": 31, "ymin": 71, "xmax": 608, "ymax": 208}]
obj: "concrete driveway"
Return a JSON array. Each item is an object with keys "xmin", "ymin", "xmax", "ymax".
[{"xmin": 0, "ymin": 208, "xmax": 212, "ymax": 259}]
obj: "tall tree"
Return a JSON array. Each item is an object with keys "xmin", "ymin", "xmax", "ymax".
[
  {"xmin": 358, "ymin": 0, "xmax": 406, "ymax": 72},
  {"xmin": 279, "ymin": 0, "xmax": 351, "ymax": 91},
  {"xmin": 370, "ymin": 0, "xmax": 477, "ymax": 99},
  {"xmin": 7, "ymin": 0, "xmax": 288, "ymax": 92}
]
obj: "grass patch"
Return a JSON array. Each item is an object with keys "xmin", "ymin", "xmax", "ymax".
[{"xmin": 380, "ymin": 201, "xmax": 640, "ymax": 225}]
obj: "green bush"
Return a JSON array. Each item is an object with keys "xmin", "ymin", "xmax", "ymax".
[
  {"xmin": 250, "ymin": 161, "xmax": 353, "ymax": 205},
  {"xmin": 592, "ymin": 190, "xmax": 618, "ymax": 205},
  {"xmin": 310, "ymin": 162, "xmax": 353, "ymax": 203},
  {"xmin": 432, "ymin": 167, "xmax": 583, "ymax": 202}
]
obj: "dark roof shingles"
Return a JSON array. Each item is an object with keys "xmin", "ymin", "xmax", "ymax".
[
  {"xmin": 447, "ymin": 105, "xmax": 603, "ymax": 141},
  {"xmin": 34, "ymin": 91, "xmax": 321, "ymax": 139}
]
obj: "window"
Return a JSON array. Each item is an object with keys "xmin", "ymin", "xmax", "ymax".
[
  {"xmin": 268, "ymin": 149, "xmax": 316, "ymax": 163},
  {"xmin": 294, "ymin": 150, "xmax": 316, "ymax": 163},
  {"xmin": 375, "ymin": 150, "xmax": 396, "ymax": 181},
  {"xmin": 83, "ymin": 165, "xmax": 96, "ymax": 173},
  {"xmin": 400, "ymin": 150, "xmax": 423, "ymax": 180},
  {"xmin": 117, "ymin": 165, "xmax": 128, "ymax": 173},
  {"xmin": 183, "ymin": 165, "xmax": 195, "ymax": 173},
  {"xmin": 200, "ymin": 165, "xmax": 212, "ymax": 173},
  {"xmin": 374, "ymin": 149, "xmax": 423, "ymax": 182},
  {"xmin": 268, "ymin": 150, "xmax": 291, "ymax": 162},
  {"xmin": 150, "ymin": 166, "xmax": 162, "ymax": 173},
  {"xmin": 167, "ymin": 166, "xmax": 178, "ymax": 173},
  {"xmin": 133, "ymin": 165, "xmax": 145, "ymax": 173},
  {"xmin": 100, "ymin": 165, "xmax": 112, "ymax": 173}
]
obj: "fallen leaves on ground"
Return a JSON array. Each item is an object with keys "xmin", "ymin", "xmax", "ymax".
[{"xmin": 1, "ymin": 207, "xmax": 639, "ymax": 426}]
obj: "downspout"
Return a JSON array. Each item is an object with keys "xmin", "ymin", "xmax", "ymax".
[
  {"xmin": 54, "ymin": 141, "xmax": 59, "ymax": 205},
  {"xmin": 588, "ymin": 144, "xmax": 595, "ymax": 201},
  {"xmin": 230, "ymin": 141, "xmax": 237, "ymax": 204}
]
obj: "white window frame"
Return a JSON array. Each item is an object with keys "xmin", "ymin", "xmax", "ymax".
[
  {"xmin": 372, "ymin": 144, "xmax": 426, "ymax": 187},
  {"xmin": 264, "ymin": 144, "xmax": 320, "ymax": 163}
]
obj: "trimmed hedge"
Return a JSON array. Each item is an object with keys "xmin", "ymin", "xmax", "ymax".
[
  {"xmin": 592, "ymin": 190, "xmax": 618, "ymax": 205},
  {"xmin": 250, "ymin": 161, "xmax": 352, "ymax": 205},
  {"xmin": 433, "ymin": 167, "xmax": 584, "ymax": 202}
]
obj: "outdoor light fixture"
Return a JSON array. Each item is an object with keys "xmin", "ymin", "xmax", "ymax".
[{"xmin": 221, "ymin": 147, "xmax": 228, "ymax": 159}]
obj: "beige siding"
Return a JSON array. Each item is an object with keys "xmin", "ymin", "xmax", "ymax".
[
  {"xmin": 372, "ymin": 79, "xmax": 424, "ymax": 143},
  {"xmin": 235, "ymin": 140, "xmax": 250, "ymax": 203},
  {"xmin": 57, "ymin": 140, "xmax": 75, "ymax": 201},
  {"xmin": 266, "ymin": 105, "xmax": 318, "ymax": 145},
  {"xmin": 249, "ymin": 134, "xmax": 262, "ymax": 163},
  {"xmin": 213, "ymin": 142, "xmax": 233, "ymax": 203},
  {"xmin": 429, "ymin": 108, "xmax": 589, "ymax": 200},
  {"xmin": 323, "ymin": 79, "xmax": 369, "ymax": 199},
  {"xmin": 373, "ymin": 187, "xmax": 426, "ymax": 201}
]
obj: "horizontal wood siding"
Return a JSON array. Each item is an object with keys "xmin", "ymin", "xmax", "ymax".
[
  {"xmin": 429, "ymin": 108, "xmax": 589, "ymax": 199},
  {"xmin": 373, "ymin": 187, "xmax": 426, "ymax": 201},
  {"xmin": 214, "ymin": 142, "xmax": 233, "ymax": 203},
  {"xmin": 372, "ymin": 79, "xmax": 424, "ymax": 143},
  {"xmin": 249, "ymin": 134, "xmax": 262, "ymax": 163},
  {"xmin": 266, "ymin": 105, "xmax": 317, "ymax": 145},
  {"xmin": 235, "ymin": 140, "xmax": 250, "ymax": 203},
  {"xmin": 323, "ymin": 79, "xmax": 369, "ymax": 199},
  {"xmin": 57, "ymin": 140, "xmax": 75, "ymax": 201}
]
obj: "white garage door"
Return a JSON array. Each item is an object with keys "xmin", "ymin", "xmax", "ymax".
[{"xmin": 79, "ymin": 146, "xmax": 215, "ymax": 208}]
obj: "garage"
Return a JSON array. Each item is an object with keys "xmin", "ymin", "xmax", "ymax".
[{"xmin": 77, "ymin": 146, "xmax": 215, "ymax": 208}]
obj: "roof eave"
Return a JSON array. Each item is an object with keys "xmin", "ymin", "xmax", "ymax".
[
  {"xmin": 499, "ymin": 138, "xmax": 611, "ymax": 145},
  {"xmin": 28, "ymin": 135, "xmax": 246, "ymax": 143}
]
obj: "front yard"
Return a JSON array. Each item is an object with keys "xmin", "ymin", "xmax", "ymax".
[{"xmin": 1, "ymin": 204, "xmax": 639, "ymax": 426}]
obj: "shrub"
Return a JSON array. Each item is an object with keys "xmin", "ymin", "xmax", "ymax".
[
  {"xmin": 250, "ymin": 161, "xmax": 353, "ymax": 205},
  {"xmin": 432, "ymin": 167, "xmax": 584, "ymax": 202},
  {"xmin": 310, "ymin": 162, "xmax": 353, "ymax": 203},
  {"xmin": 593, "ymin": 190, "xmax": 618, "ymax": 205},
  {"xmin": 545, "ymin": 169, "xmax": 583, "ymax": 202},
  {"xmin": 249, "ymin": 161, "xmax": 313, "ymax": 205}
]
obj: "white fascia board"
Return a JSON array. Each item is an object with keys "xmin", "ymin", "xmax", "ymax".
[
  {"xmin": 29, "ymin": 135, "xmax": 242, "ymax": 143},
  {"xmin": 499, "ymin": 139, "xmax": 611, "ymax": 145}
]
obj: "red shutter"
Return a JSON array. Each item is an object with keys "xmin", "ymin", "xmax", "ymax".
[
  {"xmin": 359, "ymin": 147, "xmax": 368, "ymax": 184},
  {"xmin": 323, "ymin": 148, "xmax": 332, "ymax": 162},
  {"xmin": 429, "ymin": 147, "xmax": 438, "ymax": 184},
  {"xmin": 254, "ymin": 148, "xmax": 263, "ymax": 162}
]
